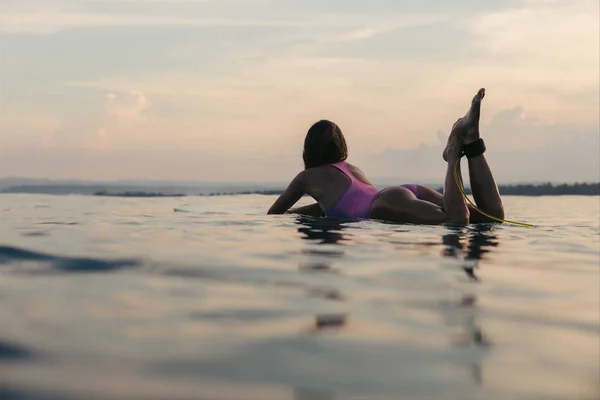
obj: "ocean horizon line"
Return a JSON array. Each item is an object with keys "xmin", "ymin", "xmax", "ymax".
[
  {"xmin": 2, "ymin": 176, "xmax": 599, "ymax": 187},
  {"xmin": 1, "ymin": 182, "xmax": 598, "ymax": 197}
]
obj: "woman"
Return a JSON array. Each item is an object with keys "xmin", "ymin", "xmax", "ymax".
[{"xmin": 267, "ymin": 88, "xmax": 505, "ymax": 225}]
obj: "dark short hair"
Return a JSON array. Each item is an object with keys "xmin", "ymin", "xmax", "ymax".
[{"xmin": 303, "ymin": 120, "xmax": 348, "ymax": 169}]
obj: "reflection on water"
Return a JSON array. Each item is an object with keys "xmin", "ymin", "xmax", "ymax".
[
  {"xmin": 442, "ymin": 225, "xmax": 500, "ymax": 282},
  {"xmin": 293, "ymin": 217, "xmax": 502, "ymax": 389},
  {"xmin": 295, "ymin": 217, "xmax": 351, "ymax": 338},
  {"xmin": 441, "ymin": 225, "xmax": 499, "ymax": 386},
  {"xmin": 295, "ymin": 216, "xmax": 349, "ymax": 245},
  {"xmin": 306, "ymin": 288, "xmax": 345, "ymax": 302},
  {"xmin": 298, "ymin": 263, "xmax": 341, "ymax": 275},
  {"xmin": 466, "ymin": 226, "xmax": 499, "ymax": 261},
  {"xmin": 313, "ymin": 314, "xmax": 348, "ymax": 331}
]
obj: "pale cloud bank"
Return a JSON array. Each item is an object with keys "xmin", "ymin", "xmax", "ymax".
[{"xmin": 0, "ymin": 0, "xmax": 597, "ymax": 182}]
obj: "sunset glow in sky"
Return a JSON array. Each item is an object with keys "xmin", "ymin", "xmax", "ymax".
[{"xmin": 0, "ymin": 0, "xmax": 598, "ymax": 182}]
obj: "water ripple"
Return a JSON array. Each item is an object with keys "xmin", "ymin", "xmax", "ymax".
[
  {"xmin": 0, "ymin": 245, "xmax": 140, "ymax": 273},
  {"xmin": 0, "ymin": 340, "xmax": 37, "ymax": 361}
]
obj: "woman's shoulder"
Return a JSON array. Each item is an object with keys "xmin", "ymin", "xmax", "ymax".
[
  {"xmin": 345, "ymin": 162, "xmax": 364, "ymax": 174},
  {"xmin": 345, "ymin": 163, "xmax": 374, "ymax": 185},
  {"xmin": 292, "ymin": 168, "xmax": 325, "ymax": 183},
  {"xmin": 294, "ymin": 168, "xmax": 319, "ymax": 183}
]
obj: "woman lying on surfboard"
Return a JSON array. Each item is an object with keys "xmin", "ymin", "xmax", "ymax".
[{"xmin": 267, "ymin": 88, "xmax": 505, "ymax": 225}]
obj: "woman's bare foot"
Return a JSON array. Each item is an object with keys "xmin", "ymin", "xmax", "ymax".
[
  {"xmin": 442, "ymin": 118, "xmax": 464, "ymax": 162},
  {"xmin": 443, "ymin": 88, "xmax": 486, "ymax": 161},
  {"xmin": 457, "ymin": 88, "xmax": 485, "ymax": 144}
]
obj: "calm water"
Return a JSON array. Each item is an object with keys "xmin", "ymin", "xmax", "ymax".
[{"xmin": 0, "ymin": 194, "xmax": 598, "ymax": 400}]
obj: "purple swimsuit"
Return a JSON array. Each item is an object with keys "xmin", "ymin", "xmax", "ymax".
[{"xmin": 324, "ymin": 162, "xmax": 420, "ymax": 219}]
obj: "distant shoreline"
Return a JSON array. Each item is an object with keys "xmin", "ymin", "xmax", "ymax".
[
  {"xmin": 0, "ymin": 182, "xmax": 597, "ymax": 197},
  {"xmin": 93, "ymin": 191, "xmax": 186, "ymax": 198},
  {"xmin": 199, "ymin": 182, "xmax": 600, "ymax": 196}
]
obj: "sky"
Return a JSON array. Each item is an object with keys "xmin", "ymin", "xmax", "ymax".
[{"xmin": 0, "ymin": 0, "xmax": 598, "ymax": 183}]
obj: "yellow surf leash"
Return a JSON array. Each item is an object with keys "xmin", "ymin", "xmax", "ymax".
[{"xmin": 453, "ymin": 158, "xmax": 535, "ymax": 227}]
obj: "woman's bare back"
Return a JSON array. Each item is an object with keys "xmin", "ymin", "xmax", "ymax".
[{"xmin": 302, "ymin": 163, "xmax": 376, "ymax": 211}]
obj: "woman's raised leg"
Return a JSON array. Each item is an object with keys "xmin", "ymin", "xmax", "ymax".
[
  {"xmin": 437, "ymin": 89, "xmax": 505, "ymax": 222},
  {"xmin": 451, "ymin": 88, "xmax": 504, "ymax": 220}
]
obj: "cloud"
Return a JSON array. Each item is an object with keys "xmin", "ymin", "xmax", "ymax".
[
  {"xmin": 105, "ymin": 91, "xmax": 150, "ymax": 119},
  {"xmin": 44, "ymin": 90, "xmax": 152, "ymax": 151},
  {"xmin": 360, "ymin": 106, "xmax": 600, "ymax": 184},
  {"xmin": 87, "ymin": 128, "xmax": 110, "ymax": 151},
  {"xmin": 0, "ymin": 0, "xmax": 597, "ymax": 182},
  {"xmin": 0, "ymin": 143, "xmax": 300, "ymax": 181},
  {"xmin": 0, "ymin": 12, "xmax": 305, "ymax": 35},
  {"xmin": 1, "ymin": 102, "xmax": 596, "ymax": 183},
  {"xmin": 0, "ymin": 1, "xmax": 451, "ymax": 35}
]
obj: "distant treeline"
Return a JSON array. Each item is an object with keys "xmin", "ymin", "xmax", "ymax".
[
  {"xmin": 205, "ymin": 189, "xmax": 282, "ymax": 196},
  {"xmin": 1, "ymin": 182, "xmax": 598, "ymax": 196},
  {"xmin": 0, "ymin": 184, "xmax": 189, "ymax": 196},
  {"xmin": 203, "ymin": 183, "xmax": 600, "ymax": 197},
  {"xmin": 94, "ymin": 191, "xmax": 186, "ymax": 197},
  {"xmin": 483, "ymin": 182, "xmax": 598, "ymax": 196}
]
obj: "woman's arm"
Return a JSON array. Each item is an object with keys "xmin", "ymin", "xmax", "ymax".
[
  {"xmin": 267, "ymin": 173, "xmax": 307, "ymax": 215},
  {"xmin": 287, "ymin": 203, "xmax": 323, "ymax": 217}
]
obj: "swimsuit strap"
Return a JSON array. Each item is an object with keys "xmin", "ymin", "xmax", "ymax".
[
  {"xmin": 326, "ymin": 161, "xmax": 379, "ymax": 219},
  {"xmin": 330, "ymin": 161, "xmax": 359, "ymax": 183}
]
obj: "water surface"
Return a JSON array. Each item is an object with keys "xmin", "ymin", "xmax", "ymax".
[{"xmin": 0, "ymin": 194, "xmax": 598, "ymax": 400}]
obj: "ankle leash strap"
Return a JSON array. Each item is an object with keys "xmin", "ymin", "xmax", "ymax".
[{"xmin": 462, "ymin": 138, "xmax": 486, "ymax": 159}]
